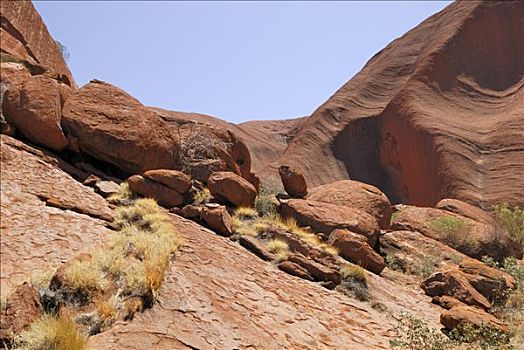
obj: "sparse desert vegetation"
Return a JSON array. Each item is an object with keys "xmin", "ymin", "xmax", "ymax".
[
  {"xmin": 431, "ymin": 216, "xmax": 478, "ymax": 252},
  {"xmin": 493, "ymin": 203, "xmax": 524, "ymax": 252}
]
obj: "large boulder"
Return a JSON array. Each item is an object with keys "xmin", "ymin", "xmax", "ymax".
[
  {"xmin": 391, "ymin": 205, "xmax": 521, "ymax": 261},
  {"xmin": 62, "ymin": 80, "xmax": 178, "ymax": 174},
  {"xmin": 421, "ymin": 269, "xmax": 491, "ymax": 310},
  {"xmin": 143, "ymin": 169, "xmax": 191, "ymax": 194},
  {"xmin": 328, "ymin": 229, "xmax": 385, "ymax": 275},
  {"xmin": 440, "ymin": 305, "xmax": 508, "ymax": 332},
  {"xmin": 127, "ymin": 175, "xmax": 185, "ymax": 208},
  {"xmin": 279, "ymin": 199, "xmax": 380, "ymax": 248},
  {"xmin": 307, "ymin": 180, "xmax": 392, "ymax": 229},
  {"xmin": 278, "ymin": 165, "xmax": 307, "ymax": 198},
  {"xmin": 0, "ymin": 283, "xmax": 44, "ymax": 344},
  {"xmin": 208, "ymin": 171, "xmax": 257, "ymax": 207},
  {"xmin": 2, "ymin": 75, "xmax": 69, "ymax": 151}
]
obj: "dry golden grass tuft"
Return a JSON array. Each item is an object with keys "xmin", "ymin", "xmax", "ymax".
[
  {"xmin": 95, "ymin": 297, "xmax": 117, "ymax": 326},
  {"xmin": 107, "ymin": 182, "xmax": 134, "ymax": 205},
  {"xmin": 193, "ymin": 188, "xmax": 211, "ymax": 205},
  {"xmin": 266, "ymin": 239, "xmax": 289, "ymax": 262},
  {"xmin": 233, "ymin": 206, "xmax": 258, "ymax": 220},
  {"xmin": 14, "ymin": 316, "xmax": 87, "ymax": 350},
  {"xmin": 262, "ymin": 215, "xmax": 339, "ymax": 255},
  {"xmin": 64, "ymin": 259, "xmax": 107, "ymax": 292}
]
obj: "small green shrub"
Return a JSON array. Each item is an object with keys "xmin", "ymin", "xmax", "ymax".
[
  {"xmin": 431, "ymin": 216, "xmax": 477, "ymax": 252},
  {"xmin": 391, "ymin": 313, "xmax": 451, "ymax": 350},
  {"xmin": 448, "ymin": 322, "xmax": 510, "ymax": 349},
  {"xmin": 384, "ymin": 254, "xmax": 407, "ymax": 272},
  {"xmin": 417, "ymin": 256, "xmax": 439, "ymax": 279},
  {"xmin": 493, "ymin": 203, "xmax": 524, "ymax": 252},
  {"xmin": 254, "ymin": 188, "xmax": 277, "ymax": 217}
]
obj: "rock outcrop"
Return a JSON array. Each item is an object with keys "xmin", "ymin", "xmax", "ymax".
[
  {"xmin": 421, "ymin": 269, "xmax": 491, "ymax": 310},
  {"xmin": 440, "ymin": 304, "xmax": 508, "ymax": 332},
  {"xmin": 127, "ymin": 175, "xmax": 185, "ymax": 208},
  {"xmin": 391, "ymin": 205, "xmax": 521, "ymax": 261},
  {"xmin": 0, "ymin": 283, "xmax": 43, "ymax": 344},
  {"xmin": 0, "ymin": 0, "xmax": 76, "ymax": 87},
  {"xmin": 328, "ymin": 229, "xmax": 385, "ymax": 274},
  {"xmin": 264, "ymin": 0, "xmax": 523, "ymax": 210}
]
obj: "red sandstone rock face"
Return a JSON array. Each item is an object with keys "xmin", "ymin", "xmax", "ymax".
[
  {"xmin": 62, "ymin": 80, "xmax": 178, "ymax": 174},
  {"xmin": 0, "ymin": 135, "xmax": 113, "ymax": 295},
  {"xmin": 265, "ymin": 1, "xmax": 523, "ymax": 209},
  {"xmin": 0, "ymin": 0, "xmax": 76, "ymax": 87},
  {"xmin": 391, "ymin": 205, "xmax": 521, "ymax": 261},
  {"xmin": 89, "ymin": 214, "xmax": 443, "ymax": 349}
]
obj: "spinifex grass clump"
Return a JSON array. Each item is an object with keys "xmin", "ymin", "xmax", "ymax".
[
  {"xmin": 111, "ymin": 198, "xmax": 184, "ymax": 294},
  {"xmin": 266, "ymin": 239, "xmax": 289, "ymax": 262},
  {"xmin": 338, "ymin": 264, "xmax": 369, "ymax": 301},
  {"xmin": 14, "ymin": 316, "xmax": 87, "ymax": 350},
  {"xmin": 50, "ymin": 198, "xmax": 183, "ymax": 334},
  {"xmin": 261, "ymin": 215, "xmax": 339, "ymax": 255}
]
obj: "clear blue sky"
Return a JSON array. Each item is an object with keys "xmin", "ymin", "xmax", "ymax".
[{"xmin": 34, "ymin": 1, "xmax": 450, "ymax": 123}]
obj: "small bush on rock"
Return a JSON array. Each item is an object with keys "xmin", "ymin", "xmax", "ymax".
[
  {"xmin": 417, "ymin": 256, "xmax": 439, "ymax": 279},
  {"xmin": 391, "ymin": 313, "xmax": 451, "ymax": 350},
  {"xmin": 339, "ymin": 264, "xmax": 369, "ymax": 301}
]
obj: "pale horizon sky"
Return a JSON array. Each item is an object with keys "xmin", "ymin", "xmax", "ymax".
[{"xmin": 34, "ymin": 1, "xmax": 451, "ymax": 123}]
